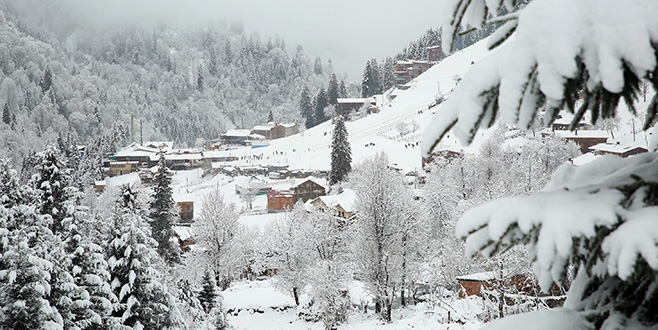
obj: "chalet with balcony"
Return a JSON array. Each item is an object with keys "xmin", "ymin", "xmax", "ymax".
[
  {"xmin": 456, "ymin": 272, "xmax": 536, "ymax": 298},
  {"xmin": 293, "ymin": 178, "xmax": 326, "ymax": 203}
]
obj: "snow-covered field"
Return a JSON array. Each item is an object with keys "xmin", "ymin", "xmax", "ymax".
[{"xmin": 223, "ymin": 279, "xmax": 485, "ymax": 330}]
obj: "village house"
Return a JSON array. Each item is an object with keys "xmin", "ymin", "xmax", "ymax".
[
  {"xmin": 589, "ymin": 143, "xmax": 648, "ymax": 158},
  {"xmin": 220, "ymin": 129, "xmax": 266, "ymax": 145},
  {"xmin": 267, "ymin": 189, "xmax": 295, "ymax": 212},
  {"xmin": 427, "ymin": 45, "xmax": 445, "ymax": 63},
  {"xmin": 308, "ymin": 188, "xmax": 356, "ymax": 219},
  {"xmin": 336, "ymin": 98, "xmax": 377, "ymax": 117},
  {"xmin": 422, "ymin": 148, "xmax": 462, "ymax": 171},
  {"xmin": 293, "ymin": 178, "xmax": 326, "ymax": 203},
  {"xmin": 551, "ymin": 117, "xmax": 592, "ymax": 131},
  {"xmin": 177, "ymin": 201, "xmax": 194, "ymax": 222},
  {"xmin": 251, "ymin": 125, "xmax": 278, "ymax": 140},
  {"xmin": 456, "ymin": 272, "xmax": 536, "ymax": 299},
  {"xmin": 549, "ymin": 130, "xmax": 609, "ymax": 154},
  {"xmin": 107, "ymin": 161, "xmax": 139, "ymax": 177},
  {"xmin": 281, "ymin": 123, "xmax": 299, "ymax": 137}
]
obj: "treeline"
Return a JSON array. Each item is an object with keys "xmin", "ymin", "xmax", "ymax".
[{"xmin": 0, "ymin": 0, "xmax": 358, "ymax": 169}]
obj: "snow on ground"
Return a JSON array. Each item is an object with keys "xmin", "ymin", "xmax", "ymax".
[{"xmin": 223, "ymin": 279, "xmax": 485, "ymax": 330}]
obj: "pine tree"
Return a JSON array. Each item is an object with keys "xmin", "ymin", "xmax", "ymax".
[
  {"xmin": 267, "ymin": 109, "xmax": 274, "ymax": 123},
  {"xmin": 314, "ymin": 86, "xmax": 329, "ymax": 125},
  {"xmin": 108, "ymin": 184, "xmax": 181, "ymax": 329},
  {"xmin": 338, "ymin": 80, "xmax": 348, "ymax": 98},
  {"xmin": 199, "ymin": 269, "xmax": 218, "ymax": 314},
  {"xmin": 149, "ymin": 153, "xmax": 181, "ymax": 265},
  {"xmin": 314, "ymin": 56, "xmax": 323, "ymax": 75},
  {"xmin": 32, "ymin": 145, "xmax": 70, "ymax": 234},
  {"xmin": 329, "ymin": 119, "xmax": 351, "ymax": 186},
  {"xmin": 299, "ymin": 86, "xmax": 315, "ymax": 128},
  {"xmin": 361, "ymin": 59, "xmax": 382, "ymax": 98},
  {"xmin": 1, "ymin": 199, "xmax": 62, "ymax": 329},
  {"xmin": 327, "ymin": 73, "xmax": 339, "ymax": 105},
  {"xmin": 2, "ymin": 103, "xmax": 10, "ymax": 126},
  {"xmin": 40, "ymin": 65, "xmax": 53, "ymax": 92},
  {"xmin": 197, "ymin": 65, "xmax": 204, "ymax": 92}
]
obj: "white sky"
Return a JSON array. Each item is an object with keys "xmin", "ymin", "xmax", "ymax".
[{"xmin": 56, "ymin": 0, "xmax": 444, "ymax": 80}]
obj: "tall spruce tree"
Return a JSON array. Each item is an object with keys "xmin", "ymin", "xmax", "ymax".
[
  {"xmin": 2, "ymin": 103, "xmax": 10, "ymax": 126},
  {"xmin": 314, "ymin": 86, "xmax": 329, "ymax": 125},
  {"xmin": 327, "ymin": 73, "xmax": 340, "ymax": 105},
  {"xmin": 108, "ymin": 184, "xmax": 181, "ymax": 329},
  {"xmin": 329, "ymin": 119, "xmax": 351, "ymax": 186},
  {"xmin": 267, "ymin": 109, "xmax": 274, "ymax": 123},
  {"xmin": 199, "ymin": 269, "xmax": 218, "ymax": 314},
  {"xmin": 32, "ymin": 146, "xmax": 70, "ymax": 234},
  {"xmin": 300, "ymin": 86, "xmax": 315, "ymax": 128},
  {"xmin": 149, "ymin": 153, "xmax": 180, "ymax": 265}
]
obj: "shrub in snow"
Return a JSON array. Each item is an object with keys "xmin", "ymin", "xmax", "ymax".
[{"xmin": 423, "ymin": 0, "xmax": 658, "ymax": 328}]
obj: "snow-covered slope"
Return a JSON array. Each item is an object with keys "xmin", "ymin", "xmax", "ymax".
[{"xmin": 219, "ymin": 38, "xmax": 494, "ymax": 174}]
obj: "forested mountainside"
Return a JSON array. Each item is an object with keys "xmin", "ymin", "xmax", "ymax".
[{"xmin": 0, "ymin": 0, "xmax": 353, "ymax": 166}]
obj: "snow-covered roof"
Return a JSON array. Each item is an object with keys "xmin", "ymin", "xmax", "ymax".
[
  {"xmin": 589, "ymin": 143, "xmax": 647, "ymax": 154},
  {"xmin": 553, "ymin": 130, "xmax": 609, "ymax": 139},
  {"xmin": 165, "ymin": 153, "xmax": 203, "ymax": 161},
  {"xmin": 94, "ymin": 180, "xmax": 106, "ymax": 186},
  {"xmin": 281, "ymin": 123, "xmax": 297, "ymax": 128},
  {"xmin": 173, "ymin": 226, "xmax": 193, "ymax": 241},
  {"xmin": 337, "ymin": 98, "xmax": 368, "ymax": 104},
  {"xmin": 223, "ymin": 129, "xmax": 252, "ymax": 137},
  {"xmin": 455, "ymin": 271, "xmax": 496, "ymax": 281},
  {"xmin": 397, "ymin": 60, "xmax": 413, "ymax": 65},
  {"xmin": 316, "ymin": 188, "xmax": 356, "ymax": 213},
  {"xmin": 570, "ymin": 153, "xmax": 603, "ymax": 166},
  {"xmin": 426, "ymin": 45, "xmax": 441, "ymax": 50},
  {"xmin": 252, "ymin": 125, "xmax": 275, "ymax": 131},
  {"xmin": 143, "ymin": 141, "xmax": 174, "ymax": 150}
]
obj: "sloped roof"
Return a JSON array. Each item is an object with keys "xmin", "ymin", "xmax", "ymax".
[{"xmin": 316, "ymin": 188, "xmax": 356, "ymax": 213}]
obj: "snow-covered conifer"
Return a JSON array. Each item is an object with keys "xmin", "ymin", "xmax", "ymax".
[
  {"xmin": 149, "ymin": 153, "xmax": 180, "ymax": 265},
  {"xmin": 107, "ymin": 184, "xmax": 181, "ymax": 329},
  {"xmin": 300, "ymin": 86, "xmax": 315, "ymax": 128},
  {"xmin": 199, "ymin": 269, "xmax": 218, "ymax": 314},
  {"xmin": 329, "ymin": 119, "xmax": 352, "ymax": 186}
]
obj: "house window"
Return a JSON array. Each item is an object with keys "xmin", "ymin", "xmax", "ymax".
[{"xmin": 270, "ymin": 203, "xmax": 274, "ymax": 207}]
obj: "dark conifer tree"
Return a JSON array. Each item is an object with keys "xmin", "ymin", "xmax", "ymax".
[
  {"xmin": 268, "ymin": 109, "xmax": 274, "ymax": 123},
  {"xmin": 108, "ymin": 184, "xmax": 181, "ymax": 329},
  {"xmin": 2, "ymin": 103, "xmax": 10, "ymax": 126},
  {"xmin": 339, "ymin": 80, "xmax": 348, "ymax": 98},
  {"xmin": 149, "ymin": 153, "xmax": 181, "ymax": 265},
  {"xmin": 361, "ymin": 59, "xmax": 382, "ymax": 98},
  {"xmin": 299, "ymin": 86, "xmax": 315, "ymax": 128},
  {"xmin": 327, "ymin": 73, "xmax": 339, "ymax": 105},
  {"xmin": 197, "ymin": 65, "xmax": 204, "ymax": 92},
  {"xmin": 329, "ymin": 119, "xmax": 352, "ymax": 185},
  {"xmin": 199, "ymin": 268, "xmax": 218, "ymax": 314},
  {"xmin": 40, "ymin": 65, "xmax": 53, "ymax": 92},
  {"xmin": 314, "ymin": 56, "xmax": 323, "ymax": 75},
  {"xmin": 314, "ymin": 86, "xmax": 329, "ymax": 125}
]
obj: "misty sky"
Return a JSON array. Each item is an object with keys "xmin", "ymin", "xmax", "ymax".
[{"xmin": 55, "ymin": 0, "xmax": 444, "ymax": 80}]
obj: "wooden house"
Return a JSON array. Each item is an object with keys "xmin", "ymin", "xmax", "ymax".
[
  {"xmin": 220, "ymin": 129, "xmax": 265, "ymax": 145},
  {"xmin": 177, "ymin": 201, "xmax": 194, "ymax": 222},
  {"xmin": 308, "ymin": 188, "xmax": 356, "ymax": 219},
  {"xmin": 456, "ymin": 272, "xmax": 536, "ymax": 298},
  {"xmin": 293, "ymin": 178, "xmax": 326, "ymax": 203},
  {"xmin": 336, "ymin": 98, "xmax": 376, "ymax": 117},
  {"xmin": 589, "ymin": 143, "xmax": 648, "ymax": 158},
  {"xmin": 107, "ymin": 161, "xmax": 139, "ymax": 177},
  {"xmin": 94, "ymin": 180, "xmax": 106, "ymax": 194},
  {"xmin": 267, "ymin": 189, "xmax": 295, "ymax": 212},
  {"xmin": 551, "ymin": 117, "xmax": 591, "ymax": 131},
  {"xmin": 281, "ymin": 123, "xmax": 299, "ymax": 137},
  {"xmin": 251, "ymin": 125, "xmax": 277, "ymax": 140},
  {"xmin": 422, "ymin": 148, "xmax": 462, "ymax": 171},
  {"xmin": 550, "ymin": 130, "xmax": 609, "ymax": 154},
  {"xmin": 427, "ymin": 45, "xmax": 445, "ymax": 63}
]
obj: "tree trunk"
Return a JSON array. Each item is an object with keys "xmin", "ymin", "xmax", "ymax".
[
  {"xmin": 293, "ymin": 287, "xmax": 300, "ymax": 306},
  {"xmin": 385, "ymin": 299, "xmax": 392, "ymax": 323},
  {"xmin": 400, "ymin": 288, "xmax": 406, "ymax": 307},
  {"xmin": 375, "ymin": 299, "xmax": 381, "ymax": 314}
]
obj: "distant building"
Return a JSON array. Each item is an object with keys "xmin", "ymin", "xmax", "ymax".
[
  {"xmin": 281, "ymin": 123, "xmax": 299, "ymax": 137},
  {"xmin": 220, "ymin": 129, "xmax": 266, "ymax": 145},
  {"xmin": 293, "ymin": 178, "xmax": 326, "ymax": 203},
  {"xmin": 549, "ymin": 130, "xmax": 609, "ymax": 154},
  {"xmin": 422, "ymin": 148, "xmax": 462, "ymax": 171},
  {"xmin": 456, "ymin": 272, "xmax": 536, "ymax": 299},
  {"xmin": 177, "ymin": 201, "xmax": 194, "ymax": 222},
  {"xmin": 267, "ymin": 189, "xmax": 295, "ymax": 212},
  {"xmin": 308, "ymin": 189, "xmax": 356, "ymax": 219},
  {"xmin": 589, "ymin": 143, "xmax": 648, "ymax": 158},
  {"xmin": 427, "ymin": 45, "xmax": 445, "ymax": 63},
  {"xmin": 551, "ymin": 117, "xmax": 591, "ymax": 131},
  {"xmin": 336, "ymin": 98, "xmax": 376, "ymax": 117}
]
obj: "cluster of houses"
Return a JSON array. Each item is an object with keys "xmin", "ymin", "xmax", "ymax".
[
  {"xmin": 212, "ymin": 122, "xmax": 299, "ymax": 147},
  {"xmin": 394, "ymin": 45, "xmax": 446, "ymax": 88}
]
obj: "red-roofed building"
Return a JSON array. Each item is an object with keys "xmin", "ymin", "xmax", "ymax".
[{"xmin": 267, "ymin": 189, "xmax": 295, "ymax": 212}]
